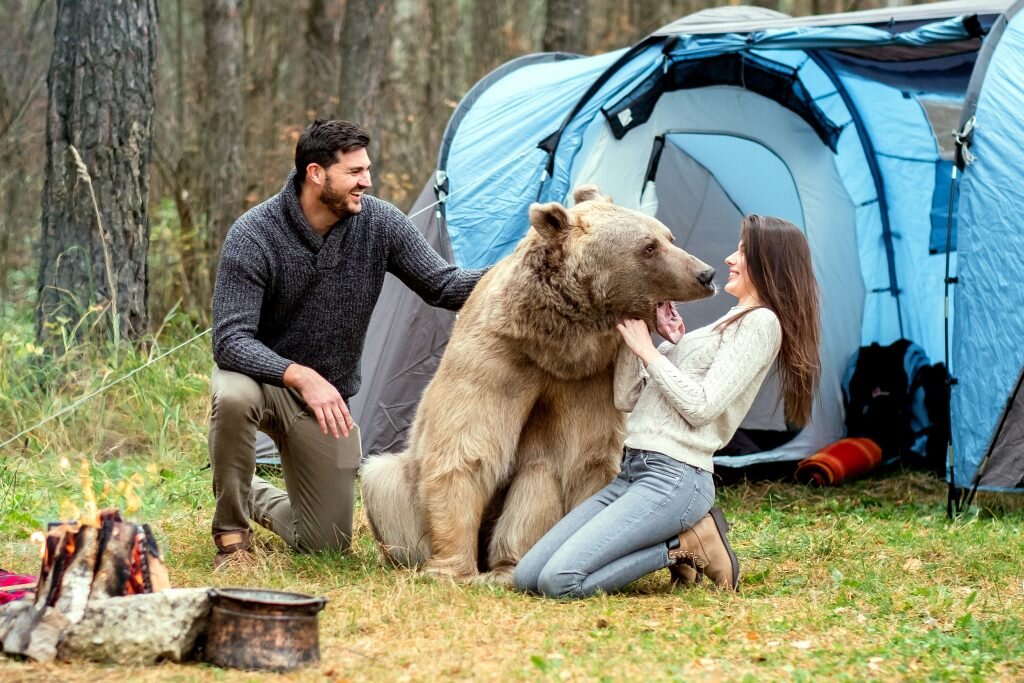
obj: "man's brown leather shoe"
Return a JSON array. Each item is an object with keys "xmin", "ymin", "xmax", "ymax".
[
  {"xmin": 213, "ymin": 529, "xmax": 256, "ymax": 571},
  {"xmin": 668, "ymin": 507, "xmax": 739, "ymax": 591}
]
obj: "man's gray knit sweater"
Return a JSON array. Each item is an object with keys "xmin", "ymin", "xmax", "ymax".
[{"xmin": 212, "ymin": 172, "xmax": 485, "ymax": 399}]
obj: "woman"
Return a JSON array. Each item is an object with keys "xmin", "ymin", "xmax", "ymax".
[{"xmin": 514, "ymin": 214, "xmax": 820, "ymax": 598}]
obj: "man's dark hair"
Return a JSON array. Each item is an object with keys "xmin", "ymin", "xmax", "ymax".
[{"xmin": 294, "ymin": 120, "xmax": 371, "ymax": 186}]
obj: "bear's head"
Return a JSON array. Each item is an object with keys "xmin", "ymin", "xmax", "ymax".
[{"xmin": 526, "ymin": 185, "xmax": 716, "ymax": 325}]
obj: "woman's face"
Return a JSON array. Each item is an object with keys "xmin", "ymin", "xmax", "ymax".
[{"xmin": 724, "ymin": 241, "xmax": 755, "ymax": 302}]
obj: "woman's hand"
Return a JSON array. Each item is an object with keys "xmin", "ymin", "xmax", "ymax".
[
  {"xmin": 616, "ymin": 319, "xmax": 660, "ymax": 366},
  {"xmin": 656, "ymin": 300, "xmax": 685, "ymax": 343}
]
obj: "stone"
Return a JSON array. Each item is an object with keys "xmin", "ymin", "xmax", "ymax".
[
  {"xmin": 58, "ymin": 588, "xmax": 211, "ymax": 665},
  {"xmin": 1, "ymin": 603, "xmax": 70, "ymax": 662}
]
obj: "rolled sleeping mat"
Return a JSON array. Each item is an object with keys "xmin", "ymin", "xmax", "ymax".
[{"xmin": 795, "ymin": 437, "xmax": 882, "ymax": 486}]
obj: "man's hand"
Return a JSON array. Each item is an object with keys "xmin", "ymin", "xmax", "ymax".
[
  {"xmin": 616, "ymin": 319, "xmax": 660, "ymax": 366},
  {"xmin": 283, "ymin": 364, "xmax": 354, "ymax": 438},
  {"xmin": 656, "ymin": 300, "xmax": 685, "ymax": 343}
]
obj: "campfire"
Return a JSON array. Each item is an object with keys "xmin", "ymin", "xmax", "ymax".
[
  {"xmin": 0, "ymin": 507, "xmax": 178, "ymax": 662},
  {"xmin": 35, "ymin": 509, "xmax": 170, "ymax": 619},
  {"xmin": 1, "ymin": 461, "xmax": 325, "ymax": 670}
]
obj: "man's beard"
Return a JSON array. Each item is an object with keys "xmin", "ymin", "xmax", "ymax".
[{"xmin": 321, "ymin": 178, "xmax": 356, "ymax": 219}]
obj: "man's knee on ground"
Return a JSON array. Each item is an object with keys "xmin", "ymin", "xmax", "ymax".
[
  {"xmin": 295, "ymin": 532, "xmax": 352, "ymax": 554},
  {"xmin": 294, "ymin": 516, "xmax": 354, "ymax": 554}
]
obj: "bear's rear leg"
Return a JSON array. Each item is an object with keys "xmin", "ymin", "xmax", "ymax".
[
  {"xmin": 421, "ymin": 469, "xmax": 492, "ymax": 582},
  {"xmin": 476, "ymin": 460, "xmax": 563, "ymax": 586}
]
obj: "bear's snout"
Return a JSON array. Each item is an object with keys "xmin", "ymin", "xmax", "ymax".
[{"xmin": 698, "ymin": 267, "xmax": 715, "ymax": 288}]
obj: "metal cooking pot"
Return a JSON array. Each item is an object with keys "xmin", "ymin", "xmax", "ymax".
[{"xmin": 204, "ymin": 587, "xmax": 327, "ymax": 671}]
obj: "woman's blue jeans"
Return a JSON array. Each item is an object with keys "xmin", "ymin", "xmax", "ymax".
[{"xmin": 514, "ymin": 448, "xmax": 714, "ymax": 599}]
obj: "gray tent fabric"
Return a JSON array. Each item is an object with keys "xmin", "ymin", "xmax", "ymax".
[
  {"xmin": 349, "ymin": 182, "xmax": 458, "ymax": 455},
  {"xmin": 254, "ymin": 430, "xmax": 280, "ymax": 467},
  {"xmin": 976, "ymin": 371, "xmax": 1024, "ymax": 488},
  {"xmin": 649, "ymin": 139, "xmax": 745, "ymax": 330},
  {"xmin": 653, "ymin": 1, "xmax": 1007, "ymax": 36}
]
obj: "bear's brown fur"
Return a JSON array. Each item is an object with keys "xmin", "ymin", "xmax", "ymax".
[{"xmin": 361, "ymin": 186, "xmax": 715, "ymax": 584}]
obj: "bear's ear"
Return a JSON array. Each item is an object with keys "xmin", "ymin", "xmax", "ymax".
[
  {"xmin": 529, "ymin": 202, "xmax": 571, "ymax": 241},
  {"xmin": 572, "ymin": 184, "xmax": 610, "ymax": 205}
]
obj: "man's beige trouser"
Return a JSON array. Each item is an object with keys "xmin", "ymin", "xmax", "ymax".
[{"xmin": 209, "ymin": 367, "xmax": 361, "ymax": 552}]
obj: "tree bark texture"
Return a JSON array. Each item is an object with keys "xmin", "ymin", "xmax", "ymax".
[
  {"xmin": 338, "ymin": 0, "xmax": 394, "ymax": 161},
  {"xmin": 202, "ymin": 0, "xmax": 244, "ymax": 288},
  {"xmin": 305, "ymin": 0, "xmax": 342, "ymax": 118},
  {"xmin": 37, "ymin": 0, "xmax": 158, "ymax": 343},
  {"xmin": 544, "ymin": 0, "xmax": 589, "ymax": 54}
]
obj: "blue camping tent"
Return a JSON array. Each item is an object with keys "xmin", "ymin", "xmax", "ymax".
[{"xmin": 351, "ymin": 0, "xmax": 1024, "ymax": 509}]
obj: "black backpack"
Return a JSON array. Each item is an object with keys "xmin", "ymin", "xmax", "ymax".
[{"xmin": 842, "ymin": 340, "xmax": 949, "ymax": 475}]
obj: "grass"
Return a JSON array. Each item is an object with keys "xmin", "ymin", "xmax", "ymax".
[{"xmin": 1, "ymin": 304, "xmax": 1023, "ymax": 681}]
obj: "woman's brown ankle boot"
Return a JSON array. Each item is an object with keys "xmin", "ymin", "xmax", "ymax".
[{"xmin": 667, "ymin": 507, "xmax": 739, "ymax": 591}]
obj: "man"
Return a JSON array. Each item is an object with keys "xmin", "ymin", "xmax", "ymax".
[{"xmin": 209, "ymin": 119, "xmax": 486, "ymax": 569}]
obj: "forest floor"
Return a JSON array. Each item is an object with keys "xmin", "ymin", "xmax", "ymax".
[{"xmin": 1, "ymin": 311, "xmax": 1022, "ymax": 682}]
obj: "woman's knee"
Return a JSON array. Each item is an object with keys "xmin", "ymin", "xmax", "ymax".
[
  {"xmin": 513, "ymin": 552, "xmax": 547, "ymax": 594},
  {"xmin": 536, "ymin": 562, "xmax": 583, "ymax": 599}
]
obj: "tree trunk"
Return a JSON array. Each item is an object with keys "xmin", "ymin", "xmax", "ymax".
[
  {"xmin": 470, "ymin": 0, "xmax": 508, "ymax": 81},
  {"xmin": 37, "ymin": 0, "xmax": 158, "ymax": 344},
  {"xmin": 426, "ymin": 0, "xmax": 464, "ymax": 158},
  {"xmin": 338, "ymin": 0, "xmax": 393, "ymax": 162},
  {"xmin": 305, "ymin": 0, "xmax": 341, "ymax": 118},
  {"xmin": 202, "ymin": 0, "xmax": 245, "ymax": 291},
  {"xmin": 543, "ymin": 0, "xmax": 589, "ymax": 54}
]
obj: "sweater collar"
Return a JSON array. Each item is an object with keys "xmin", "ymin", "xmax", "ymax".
[{"xmin": 279, "ymin": 170, "xmax": 337, "ymax": 251}]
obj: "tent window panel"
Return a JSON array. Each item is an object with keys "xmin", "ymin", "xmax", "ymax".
[
  {"xmin": 929, "ymin": 160, "xmax": 958, "ymax": 255},
  {"xmin": 918, "ymin": 96, "xmax": 964, "ymax": 161},
  {"xmin": 601, "ymin": 52, "xmax": 842, "ymax": 151}
]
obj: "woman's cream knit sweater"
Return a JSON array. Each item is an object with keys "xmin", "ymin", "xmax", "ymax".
[{"xmin": 614, "ymin": 307, "xmax": 782, "ymax": 473}]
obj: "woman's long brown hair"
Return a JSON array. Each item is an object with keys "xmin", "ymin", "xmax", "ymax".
[{"xmin": 720, "ymin": 215, "xmax": 821, "ymax": 427}]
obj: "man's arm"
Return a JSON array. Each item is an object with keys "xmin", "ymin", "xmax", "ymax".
[
  {"xmin": 384, "ymin": 205, "xmax": 488, "ymax": 310},
  {"xmin": 211, "ymin": 231, "xmax": 293, "ymax": 385}
]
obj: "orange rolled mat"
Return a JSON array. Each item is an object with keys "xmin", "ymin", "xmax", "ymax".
[{"xmin": 795, "ymin": 437, "xmax": 882, "ymax": 486}]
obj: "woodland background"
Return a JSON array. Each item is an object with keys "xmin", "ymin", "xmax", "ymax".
[{"xmin": 0, "ymin": 0, "xmax": 936, "ymax": 342}]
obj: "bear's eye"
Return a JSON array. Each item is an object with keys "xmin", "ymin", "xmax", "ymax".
[{"xmin": 644, "ymin": 243, "xmax": 657, "ymax": 256}]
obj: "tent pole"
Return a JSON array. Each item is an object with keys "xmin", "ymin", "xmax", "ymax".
[
  {"xmin": 942, "ymin": 163, "xmax": 959, "ymax": 517},
  {"xmin": 809, "ymin": 52, "xmax": 904, "ymax": 339}
]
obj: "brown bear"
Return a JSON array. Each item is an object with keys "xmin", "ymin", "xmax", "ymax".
[{"xmin": 360, "ymin": 185, "xmax": 715, "ymax": 584}]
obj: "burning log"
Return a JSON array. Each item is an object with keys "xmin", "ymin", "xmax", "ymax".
[
  {"xmin": 1, "ymin": 508, "xmax": 173, "ymax": 662},
  {"xmin": 34, "ymin": 509, "xmax": 170, "ymax": 615}
]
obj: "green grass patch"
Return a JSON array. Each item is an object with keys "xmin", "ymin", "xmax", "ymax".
[{"xmin": 1, "ymin": 317, "xmax": 1023, "ymax": 681}]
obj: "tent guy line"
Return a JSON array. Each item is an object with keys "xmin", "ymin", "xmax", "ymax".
[
  {"xmin": 0, "ymin": 328, "xmax": 212, "ymax": 452},
  {"xmin": 0, "ymin": 145, "xmax": 539, "ymax": 452}
]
